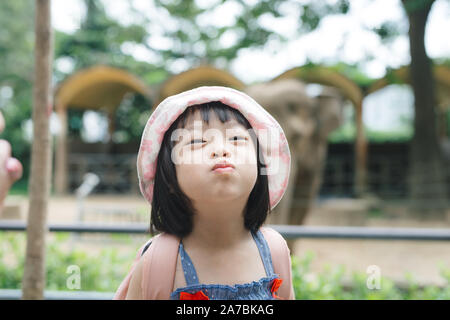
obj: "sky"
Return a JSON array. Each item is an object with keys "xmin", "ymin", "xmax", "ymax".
[{"xmin": 47, "ymin": 0, "xmax": 450, "ymax": 139}]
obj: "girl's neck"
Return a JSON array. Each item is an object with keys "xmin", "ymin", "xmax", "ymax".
[{"xmin": 182, "ymin": 198, "xmax": 252, "ymax": 251}]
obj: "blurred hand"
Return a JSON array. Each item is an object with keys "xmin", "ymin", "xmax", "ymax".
[{"xmin": 0, "ymin": 111, "xmax": 23, "ymax": 213}]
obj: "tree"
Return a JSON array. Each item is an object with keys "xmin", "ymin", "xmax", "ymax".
[
  {"xmin": 401, "ymin": 0, "xmax": 447, "ymax": 215},
  {"xmin": 151, "ymin": 0, "xmax": 349, "ymax": 68},
  {"xmin": 22, "ymin": 0, "xmax": 53, "ymax": 300},
  {"xmin": 56, "ymin": 0, "xmax": 150, "ymax": 72}
]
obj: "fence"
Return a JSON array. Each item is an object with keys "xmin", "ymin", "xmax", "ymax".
[
  {"xmin": 65, "ymin": 144, "xmax": 450, "ymax": 200},
  {"xmin": 320, "ymin": 142, "xmax": 450, "ymax": 199},
  {"xmin": 1, "ymin": 221, "xmax": 450, "ymax": 299},
  {"xmin": 68, "ymin": 153, "xmax": 138, "ymax": 194}
]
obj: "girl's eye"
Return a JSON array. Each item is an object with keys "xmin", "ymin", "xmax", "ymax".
[
  {"xmin": 190, "ymin": 139, "xmax": 205, "ymax": 144},
  {"xmin": 231, "ymin": 136, "xmax": 247, "ymax": 141},
  {"xmin": 189, "ymin": 136, "xmax": 247, "ymax": 144}
]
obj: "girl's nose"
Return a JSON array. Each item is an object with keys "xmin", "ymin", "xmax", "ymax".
[
  {"xmin": 210, "ymin": 139, "xmax": 231, "ymax": 158},
  {"xmin": 212, "ymin": 149, "xmax": 230, "ymax": 158}
]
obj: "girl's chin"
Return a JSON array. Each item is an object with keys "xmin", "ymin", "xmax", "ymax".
[
  {"xmin": 195, "ymin": 195, "xmax": 236, "ymax": 202},
  {"xmin": 192, "ymin": 191, "xmax": 250, "ymax": 203}
]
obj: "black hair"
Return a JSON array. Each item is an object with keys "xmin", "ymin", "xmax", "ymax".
[{"xmin": 149, "ymin": 101, "xmax": 271, "ymax": 238}]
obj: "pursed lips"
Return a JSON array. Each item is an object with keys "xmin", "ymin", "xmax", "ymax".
[{"xmin": 211, "ymin": 162, "xmax": 235, "ymax": 171}]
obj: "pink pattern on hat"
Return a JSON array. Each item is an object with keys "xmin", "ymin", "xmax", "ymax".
[
  {"xmin": 270, "ymin": 188, "xmax": 283, "ymax": 206},
  {"xmin": 281, "ymin": 175, "xmax": 289, "ymax": 190},
  {"xmin": 143, "ymin": 162, "xmax": 156, "ymax": 181},
  {"xmin": 280, "ymin": 148, "xmax": 290, "ymax": 164},
  {"xmin": 246, "ymin": 112, "xmax": 267, "ymax": 131},
  {"xmin": 141, "ymin": 139, "xmax": 153, "ymax": 153},
  {"xmin": 156, "ymin": 124, "xmax": 168, "ymax": 145},
  {"xmin": 220, "ymin": 97, "xmax": 241, "ymax": 111},
  {"xmin": 146, "ymin": 183, "xmax": 154, "ymax": 202},
  {"xmin": 170, "ymin": 105, "xmax": 188, "ymax": 124},
  {"xmin": 148, "ymin": 115, "xmax": 157, "ymax": 127}
]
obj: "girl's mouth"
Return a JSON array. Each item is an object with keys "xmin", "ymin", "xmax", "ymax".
[
  {"xmin": 212, "ymin": 167, "xmax": 235, "ymax": 173},
  {"xmin": 211, "ymin": 161, "xmax": 235, "ymax": 171}
]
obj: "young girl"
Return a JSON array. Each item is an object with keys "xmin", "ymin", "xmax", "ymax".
[{"xmin": 119, "ymin": 86, "xmax": 294, "ymax": 300}]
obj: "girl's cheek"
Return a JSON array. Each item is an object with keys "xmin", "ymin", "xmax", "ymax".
[
  {"xmin": 171, "ymin": 142, "xmax": 185, "ymax": 163},
  {"xmin": 236, "ymin": 147, "xmax": 258, "ymax": 165},
  {"xmin": 173, "ymin": 144, "xmax": 203, "ymax": 164}
]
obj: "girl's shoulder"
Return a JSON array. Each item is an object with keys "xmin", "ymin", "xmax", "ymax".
[
  {"xmin": 260, "ymin": 226, "xmax": 288, "ymax": 250},
  {"xmin": 260, "ymin": 226, "xmax": 295, "ymax": 300}
]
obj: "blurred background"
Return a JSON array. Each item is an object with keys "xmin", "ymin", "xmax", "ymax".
[{"xmin": 0, "ymin": 0, "xmax": 449, "ymax": 299}]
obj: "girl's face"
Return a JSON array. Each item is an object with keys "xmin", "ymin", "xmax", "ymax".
[{"xmin": 171, "ymin": 109, "xmax": 258, "ymax": 206}]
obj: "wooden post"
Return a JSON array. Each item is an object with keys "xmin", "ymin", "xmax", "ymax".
[{"xmin": 22, "ymin": 0, "xmax": 53, "ymax": 300}]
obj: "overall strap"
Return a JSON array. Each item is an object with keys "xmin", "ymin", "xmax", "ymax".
[
  {"xmin": 251, "ymin": 230, "xmax": 276, "ymax": 277},
  {"xmin": 141, "ymin": 232, "xmax": 180, "ymax": 299},
  {"xmin": 179, "ymin": 241, "xmax": 200, "ymax": 286}
]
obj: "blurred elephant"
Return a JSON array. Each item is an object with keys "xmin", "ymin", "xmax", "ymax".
[{"xmin": 245, "ymin": 78, "xmax": 344, "ymax": 229}]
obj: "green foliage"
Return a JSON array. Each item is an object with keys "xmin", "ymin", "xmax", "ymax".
[
  {"xmin": 291, "ymin": 251, "xmax": 350, "ymax": 299},
  {"xmin": 114, "ymin": 93, "xmax": 153, "ymax": 143},
  {"xmin": 298, "ymin": 0, "xmax": 349, "ymax": 32},
  {"xmin": 327, "ymin": 120, "xmax": 356, "ymax": 143},
  {"xmin": 365, "ymin": 128, "xmax": 414, "ymax": 142},
  {"xmin": 54, "ymin": 0, "xmax": 161, "ymax": 142},
  {"xmin": 1, "ymin": 232, "xmax": 449, "ymax": 299},
  {"xmin": 150, "ymin": 0, "xmax": 350, "ymax": 66},
  {"xmin": 328, "ymin": 123, "xmax": 414, "ymax": 143},
  {"xmin": 0, "ymin": 1, "xmax": 35, "ymax": 85},
  {"xmin": 291, "ymin": 251, "xmax": 450, "ymax": 300},
  {"xmin": 55, "ymin": 0, "xmax": 149, "ymax": 72},
  {"xmin": 0, "ymin": 232, "xmax": 139, "ymax": 292},
  {"xmin": 0, "ymin": 0, "xmax": 35, "ymax": 181},
  {"xmin": 8, "ymin": 179, "xmax": 28, "ymax": 196},
  {"xmin": 372, "ymin": 21, "xmax": 405, "ymax": 43},
  {"xmin": 328, "ymin": 62, "xmax": 376, "ymax": 89},
  {"xmin": 0, "ymin": 233, "xmax": 25, "ymax": 288},
  {"xmin": 153, "ymin": 0, "xmax": 289, "ymax": 64}
]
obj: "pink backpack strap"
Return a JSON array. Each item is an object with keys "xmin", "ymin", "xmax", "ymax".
[
  {"xmin": 261, "ymin": 226, "xmax": 296, "ymax": 300},
  {"xmin": 141, "ymin": 232, "xmax": 180, "ymax": 299},
  {"xmin": 113, "ymin": 238, "xmax": 154, "ymax": 300}
]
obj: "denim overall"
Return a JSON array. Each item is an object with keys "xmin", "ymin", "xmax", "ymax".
[{"xmin": 170, "ymin": 229, "xmax": 280, "ymax": 300}]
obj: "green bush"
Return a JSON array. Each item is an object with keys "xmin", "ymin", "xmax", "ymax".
[
  {"xmin": 0, "ymin": 232, "xmax": 139, "ymax": 292},
  {"xmin": 292, "ymin": 250, "xmax": 450, "ymax": 300},
  {"xmin": 1, "ymin": 232, "xmax": 449, "ymax": 299}
]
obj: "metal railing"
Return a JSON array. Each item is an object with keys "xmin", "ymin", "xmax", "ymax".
[{"xmin": 2, "ymin": 220, "xmax": 450, "ymax": 241}]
